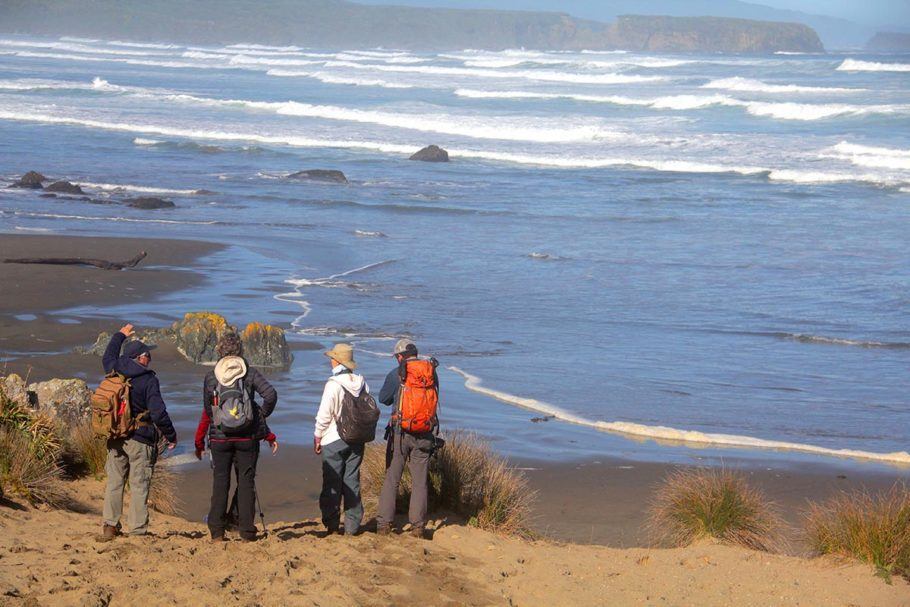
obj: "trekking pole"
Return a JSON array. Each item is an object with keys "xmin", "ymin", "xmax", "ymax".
[{"xmin": 254, "ymin": 484, "xmax": 268, "ymax": 536}]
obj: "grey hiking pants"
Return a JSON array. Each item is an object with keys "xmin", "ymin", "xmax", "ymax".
[
  {"xmin": 102, "ymin": 438, "xmax": 156, "ymax": 535},
  {"xmin": 377, "ymin": 432, "xmax": 434, "ymax": 529},
  {"xmin": 319, "ymin": 439, "xmax": 364, "ymax": 535}
]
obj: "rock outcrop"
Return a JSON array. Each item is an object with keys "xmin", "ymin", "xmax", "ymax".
[
  {"xmin": 9, "ymin": 171, "xmax": 46, "ymax": 189},
  {"xmin": 410, "ymin": 145, "xmax": 449, "ymax": 162},
  {"xmin": 241, "ymin": 322, "xmax": 292, "ymax": 368},
  {"xmin": 26, "ymin": 378, "xmax": 92, "ymax": 425},
  {"xmin": 172, "ymin": 312, "xmax": 234, "ymax": 364},
  {"xmin": 2, "ymin": 374, "xmax": 33, "ymax": 409},
  {"xmin": 287, "ymin": 169, "xmax": 348, "ymax": 183},
  {"xmin": 126, "ymin": 197, "xmax": 175, "ymax": 209},
  {"xmin": 44, "ymin": 181, "xmax": 85, "ymax": 195}
]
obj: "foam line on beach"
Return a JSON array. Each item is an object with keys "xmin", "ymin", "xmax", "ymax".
[
  {"xmin": 448, "ymin": 366, "xmax": 910, "ymax": 465},
  {"xmin": 12, "ymin": 211, "xmax": 218, "ymax": 225}
]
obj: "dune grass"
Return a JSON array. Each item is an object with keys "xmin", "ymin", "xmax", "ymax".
[
  {"xmin": 0, "ymin": 428, "xmax": 66, "ymax": 507},
  {"xmin": 361, "ymin": 430, "xmax": 535, "ymax": 537},
  {"xmin": 647, "ymin": 468, "xmax": 785, "ymax": 552},
  {"xmin": 63, "ymin": 417, "xmax": 107, "ymax": 478},
  {"xmin": 805, "ymin": 484, "xmax": 910, "ymax": 583}
]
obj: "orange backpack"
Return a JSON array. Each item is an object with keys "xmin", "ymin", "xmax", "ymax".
[
  {"xmin": 395, "ymin": 359, "xmax": 438, "ymax": 434},
  {"xmin": 91, "ymin": 373, "xmax": 145, "ymax": 439}
]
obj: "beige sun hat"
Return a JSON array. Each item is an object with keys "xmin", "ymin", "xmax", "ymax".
[{"xmin": 324, "ymin": 343, "xmax": 357, "ymax": 370}]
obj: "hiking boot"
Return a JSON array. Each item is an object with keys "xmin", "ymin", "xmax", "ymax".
[
  {"xmin": 410, "ymin": 526, "xmax": 425, "ymax": 540},
  {"xmin": 376, "ymin": 524, "xmax": 391, "ymax": 536},
  {"xmin": 324, "ymin": 522, "xmax": 340, "ymax": 536},
  {"xmin": 98, "ymin": 524, "xmax": 119, "ymax": 542}
]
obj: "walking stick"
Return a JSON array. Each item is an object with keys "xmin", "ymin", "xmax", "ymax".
[{"xmin": 254, "ymin": 484, "xmax": 268, "ymax": 536}]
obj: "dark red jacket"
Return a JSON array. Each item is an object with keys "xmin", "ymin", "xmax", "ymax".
[{"xmin": 194, "ymin": 408, "xmax": 276, "ymax": 451}]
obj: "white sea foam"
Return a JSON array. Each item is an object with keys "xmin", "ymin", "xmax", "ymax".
[
  {"xmin": 227, "ymin": 43, "xmax": 305, "ymax": 52},
  {"xmin": 228, "ymin": 55, "xmax": 324, "ymax": 67},
  {"xmin": 265, "ymin": 69, "xmax": 414, "ymax": 88},
  {"xmin": 702, "ymin": 77, "xmax": 862, "ymax": 94},
  {"xmin": 826, "ymin": 142, "xmax": 910, "ymax": 171},
  {"xmin": 107, "ymin": 40, "xmax": 180, "ymax": 49},
  {"xmin": 76, "ymin": 181, "xmax": 202, "ymax": 196},
  {"xmin": 133, "ymin": 137, "xmax": 162, "ymax": 145},
  {"xmin": 837, "ymin": 58, "xmax": 910, "ymax": 72},
  {"xmin": 13, "ymin": 211, "xmax": 217, "ymax": 225},
  {"xmin": 354, "ymin": 230, "xmax": 388, "ymax": 238},
  {"xmin": 448, "ymin": 367, "xmax": 910, "ymax": 465},
  {"xmin": 322, "ymin": 60, "xmax": 665, "ymax": 84},
  {"xmin": 8, "ymin": 50, "xmax": 233, "ymax": 70},
  {"xmin": 334, "ymin": 52, "xmax": 428, "ymax": 64}
]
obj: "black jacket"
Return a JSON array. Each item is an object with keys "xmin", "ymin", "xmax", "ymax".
[
  {"xmin": 102, "ymin": 333, "xmax": 177, "ymax": 446},
  {"xmin": 203, "ymin": 362, "xmax": 277, "ymax": 441}
]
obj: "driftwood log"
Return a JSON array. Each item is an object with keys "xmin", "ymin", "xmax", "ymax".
[{"xmin": 2, "ymin": 251, "xmax": 148, "ymax": 271}]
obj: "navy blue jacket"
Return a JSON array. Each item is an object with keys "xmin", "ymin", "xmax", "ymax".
[
  {"xmin": 102, "ymin": 332, "xmax": 178, "ymax": 446},
  {"xmin": 378, "ymin": 368, "xmax": 400, "ymax": 407}
]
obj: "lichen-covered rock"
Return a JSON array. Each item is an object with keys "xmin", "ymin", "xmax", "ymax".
[
  {"xmin": 26, "ymin": 378, "xmax": 92, "ymax": 425},
  {"xmin": 75, "ymin": 328, "xmax": 173, "ymax": 357},
  {"xmin": 171, "ymin": 312, "xmax": 235, "ymax": 364},
  {"xmin": 241, "ymin": 322, "xmax": 292, "ymax": 368},
  {"xmin": 74, "ymin": 332, "xmax": 113, "ymax": 356},
  {"xmin": 2, "ymin": 374, "xmax": 32, "ymax": 409}
]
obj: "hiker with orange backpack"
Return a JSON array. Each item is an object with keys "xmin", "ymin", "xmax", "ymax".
[
  {"xmin": 376, "ymin": 339, "xmax": 440, "ymax": 539},
  {"xmin": 97, "ymin": 323, "xmax": 177, "ymax": 541},
  {"xmin": 314, "ymin": 343, "xmax": 379, "ymax": 536}
]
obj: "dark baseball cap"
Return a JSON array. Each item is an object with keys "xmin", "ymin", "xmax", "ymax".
[{"xmin": 122, "ymin": 340, "xmax": 156, "ymax": 359}]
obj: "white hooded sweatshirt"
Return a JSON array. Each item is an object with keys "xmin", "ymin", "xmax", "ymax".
[{"xmin": 314, "ymin": 365, "xmax": 370, "ymax": 446}]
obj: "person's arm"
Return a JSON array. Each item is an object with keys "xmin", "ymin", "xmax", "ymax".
[
  {"xmin": 145, "ymin": 377, "xmax": 177, "ymax": 445},
  {"xmin": 194, "ymin": 408, "xmax": 210, "ymax": 457},
  {"xmin": 313, "ymin": 382, "xmax": 338, "ymax": 453},
  {"xmin": 249, "ymin": 368, "xmax": 278, "ymax": 418},
  {"xmin": 378, "ymin": 369, "xmax": 399, "ymax": 406},
  {"xmin": 102, "ymin": 329, "xmax": 129, "ymax": 374}
]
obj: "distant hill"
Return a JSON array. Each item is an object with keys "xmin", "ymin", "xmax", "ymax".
[
  {"xmin": 866, "ymin": 31, "xmax": 910, "ymax": 51},
  {"xmin": 0, "ymin": 0, "xmax": 824, "ymax": 53}
]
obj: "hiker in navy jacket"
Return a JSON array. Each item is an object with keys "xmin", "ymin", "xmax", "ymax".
[{"xmin": 100, "ymin": 323, "xmax": 177, "ymax": 541}]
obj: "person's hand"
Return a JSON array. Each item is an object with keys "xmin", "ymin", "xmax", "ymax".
[
  {"xmin": 194, "ymin": 447, "xmax": 204, "ymax": 460},
  {"xmin": 167, "ymin": 441, "xmax": 177, "ymax": 451},
  {"xmin": 269, "ymin": 440, "xmax": 279, "ymax": 455},
  {"xmin": 313, "ymin": 436, "xmax": 322, "ymax": 455},
  {"xmin": 119, "ymin": 323, "xmax": 135, "ymax": 337}
]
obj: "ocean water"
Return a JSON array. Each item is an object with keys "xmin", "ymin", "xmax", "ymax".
[{"xmin": 1, "ymin": 36, "xmax": 909, "ymax": 467}]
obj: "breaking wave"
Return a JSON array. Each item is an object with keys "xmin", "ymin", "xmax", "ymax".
[
  {"xmin": 702, "ymin": 77, "xmax": 863, "ymax": 94},
  {"xmin": 448, "ymin": 367, "xmax": 910, "ymax": 465},
  {"xmin": 266, "ymin": 69, "xmax": 414, "ymax": 88},
  {"xmin": 825, "ymin": 142, "xmax": 910, "ymax": 171},
  {"xmin": 837, "ymin": 59, "xmax": 910, "ymax": 72},
  {"xmin": 75, "ymin": 181, "xmax": 204, "ymax": 196}
]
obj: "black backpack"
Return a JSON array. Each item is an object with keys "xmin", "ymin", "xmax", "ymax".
[{"xmin": 337, "ymin": 387, "xmax": 380, "ymax": 444}]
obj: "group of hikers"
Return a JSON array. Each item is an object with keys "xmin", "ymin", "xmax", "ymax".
[{"xmin": 94, "ymin": 323, "xmax": 440, "ymax": 542}]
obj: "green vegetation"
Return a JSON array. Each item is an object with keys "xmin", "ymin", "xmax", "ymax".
[
  {"xmin": 648, "ymin": 468, "xmax": 785, "ymax": 552},
  {"xmin": 362, "ymin": 430, "xmax": 536, "ymax": 537},
  {"xmin": 805, "ymin": 485, "xmax": 910, "ymax": 583}
]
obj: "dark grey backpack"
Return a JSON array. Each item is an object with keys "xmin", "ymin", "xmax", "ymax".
[
  {"xmin": 213, "ymin": 378, "xmax": 255, "ymax": 435},
  {"xmin": 337, "ymin": 388, "xmax": 380, "ymax": 444}
]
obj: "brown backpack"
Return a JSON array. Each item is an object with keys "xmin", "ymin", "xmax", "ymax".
[{"xmin": 91, "ymin": 373, "xmax": 145, "ymax": 439}]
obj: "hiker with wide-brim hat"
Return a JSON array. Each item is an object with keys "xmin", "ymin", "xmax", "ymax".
[
  {"xmin": 314, "ymin": 343, "xmax": 374, "ymax": 536},
  {"xmin": 202, "ymin": 332, "xmax": 278, "ymax": 542}
]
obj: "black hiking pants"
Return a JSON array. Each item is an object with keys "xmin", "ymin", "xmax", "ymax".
[{"xmin": 208, "ymin": 439, "xmax": 259, "ymax": 540}]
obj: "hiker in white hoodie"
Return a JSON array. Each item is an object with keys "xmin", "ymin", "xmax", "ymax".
[{"xmin": 314, "ymin": 343, "xmax": 369, "ymax": 536}]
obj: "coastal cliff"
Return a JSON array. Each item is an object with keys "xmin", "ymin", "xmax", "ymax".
[
  {"xmin": 0, "ymin": 0, "xmax": 825, "ymax": 53},
  {"xmin": 866, "ymin": 31, "xmax": 910, "ymax": 51}
]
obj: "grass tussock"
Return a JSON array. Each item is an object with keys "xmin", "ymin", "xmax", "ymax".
[
  {"xmin": 648, "ymin": 468, "xmax": 785, "ymax": 552},
  {"xmin": 805, "ymin": 484, "xmax": 910, "ymax": 583},
  {"xmin": 64, "ymin": 418, "xmax": 107, "ymax": 479},
  {"xmin": 148, "ymin": 441, "xmax": 182, "ymax": 516},
  {"xmin": 0, "ymin": 428, "xmax": 66, "ymax": 507},
  {"xmin": 361, "ymin": 430, "xmax": 535, "ymax": 537}
]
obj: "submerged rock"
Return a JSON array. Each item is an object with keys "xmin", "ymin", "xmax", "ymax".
[
  {"xmin": 126, "ymin": 196, "xmax": 175, "ymax": 209},
  {"xmin": 27, "ymin": 378, "xmax": 92, "ymax": 425},
  {"xmin": 287, "ymin": 169, "xmax": 348, "ymax": 183},
  {"xmin": 44, "ymin": 181, "xmax": 85, "ymax": 195},
  {"xmin": 241, "ymin": 322, "xmax": 293, "ymax": 368},
  {"xmin": 410, "ymin": 145, "xmax": 449, "ymax": 162},
  {"xmin": 9, "ymin": 171, "xmax": 47, "ymax": 189},
  {"xmin": 172, "ymin": 312, "xmax": 235, "ymax": 364}
]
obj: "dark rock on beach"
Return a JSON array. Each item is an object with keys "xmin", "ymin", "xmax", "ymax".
[
  {"xmin": 410, "ymin": 145, "xmax": 449, "ymax": 162},
  {"xmin": 40, "ymin": 193, "xmax": 57, "ymax": 198},
  {"xmin": 9, "ymin": 171, "xmax": 47, "ymax": 189},
  {"xmin": 44, "ymin": 181, "xmax": 85, "ymax": 195},
  {"xmin": 287, "ymin": 169, "xmax": 348, "ymax": 183},
  {"xmin": 125, "ymin": 197, "xmax": 176, "ymax": 209}
]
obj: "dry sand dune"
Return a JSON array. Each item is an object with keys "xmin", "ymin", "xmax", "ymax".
[{"xmin": 1, "ymin": 479, "xmax": 908, "ymax": 606}]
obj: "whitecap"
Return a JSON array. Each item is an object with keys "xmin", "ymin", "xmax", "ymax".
[
  {"xmin": 837, "ymin": 58, "xmax": 910, "ymax": 72},
  {"xmin": 702, "ymin": 77, "xmax": 863, "ymax": 94}
]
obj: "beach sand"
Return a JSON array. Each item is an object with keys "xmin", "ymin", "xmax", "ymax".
[{"xmin": 1, "ymin": 478, "xmax": 908, "ymax": 606}]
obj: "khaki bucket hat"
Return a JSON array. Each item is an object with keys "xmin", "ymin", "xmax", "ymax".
[{"xmin": 324, "ymin": 343, "xmax": 357, "ymax": 371}]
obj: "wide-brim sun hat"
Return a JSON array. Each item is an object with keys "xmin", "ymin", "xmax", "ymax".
[{"xmin": 324, "ymin": 343, "xmax": 357, "ymax": 370}]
